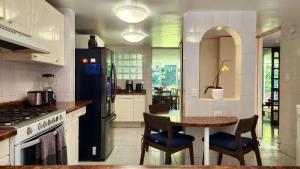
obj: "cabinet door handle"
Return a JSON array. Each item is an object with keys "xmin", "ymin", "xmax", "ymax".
[
  {"xmin": 8, "ymin": 20, "xmax": 13, "ymax": 24},
  {"xmin": 56, "ymin": 60, "xmax": 59, "ymax": 63}
]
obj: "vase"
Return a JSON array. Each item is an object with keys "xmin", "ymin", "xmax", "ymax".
[
  {"xmin": 212, "ymin": 89, "xmax": 223, "ymax": 100},
  {"xmin": 88, "ymin": 35, "xmax": 98, "ymax": 49}
]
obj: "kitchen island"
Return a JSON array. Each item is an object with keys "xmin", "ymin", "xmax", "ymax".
[{"xmin": 0, "ymin": 165, "xmax": 298, "ymax": 169}]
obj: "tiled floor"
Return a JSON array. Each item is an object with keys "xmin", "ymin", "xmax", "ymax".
[{"xmin": 79, "ymin": 127, "xmax": 296, "ymax": 166}]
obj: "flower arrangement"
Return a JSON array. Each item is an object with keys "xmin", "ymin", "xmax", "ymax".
[{"xmin": 204, "ymin": 60, "xmax": 231, "ymax": 94}]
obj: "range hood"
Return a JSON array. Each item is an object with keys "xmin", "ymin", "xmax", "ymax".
[{"xmin": 0, "ymin": 26, "xmax": 49, "ymax": 54}]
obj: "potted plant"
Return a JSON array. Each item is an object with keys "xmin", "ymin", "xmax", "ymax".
[{"xmin": 204, "ymin": 60, "xmax": 231, "ymax": 100}]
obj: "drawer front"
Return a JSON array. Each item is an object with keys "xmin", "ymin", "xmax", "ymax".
[
  {"xmin": 0, "ymin": 139, "xmax": 9, "ymax": 159},
  {"xmin": 116, "ymin": 95, "xmax": 134, "ymax": 99}
]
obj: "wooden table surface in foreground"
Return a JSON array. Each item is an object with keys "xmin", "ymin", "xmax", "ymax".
[{"xmin": 0, "ymin": 165, "xmax": 298, "ymax": 169}]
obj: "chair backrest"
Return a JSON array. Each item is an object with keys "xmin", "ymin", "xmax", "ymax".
[
  {"xmin": 143, "ymin": 112, "xmax": 172, "ymax": 132},
  {"xmin": 235, "ymin": 115, "xmax": 258, "ymax": 135},
  {"xmin": 149, "ymin": 103, "xmax": 170, "ymax": 114}
]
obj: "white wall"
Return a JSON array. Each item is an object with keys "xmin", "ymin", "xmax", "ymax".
[
  {"xmin": 279, "ymin": 13, "xmax": 300, "ymax": 158},
  {"xmin": 0, "ymin": 61, "xmax": 43, "ymax": 102},
  {"xmin": 42, "ymin": 8, "xmax": 76, "ymax": 102},
  {"xmin": 183, "ymin": 11, "xmax": 257, "ymax": 164}
]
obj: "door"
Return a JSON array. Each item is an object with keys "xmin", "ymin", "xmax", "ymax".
[
  {"xmin": 5, "ymin": 0, "xmax": 32, "ymax": 36},
  {"xmin": 270, "ymin": 48, "xmax": 280, "ymax": 125}
]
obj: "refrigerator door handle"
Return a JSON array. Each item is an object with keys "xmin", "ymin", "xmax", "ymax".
[{"xmin": 111, "ymin": 63, "xmax": 117, "ymax": 103}]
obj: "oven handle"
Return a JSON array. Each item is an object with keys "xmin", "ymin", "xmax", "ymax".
[{"xmin": 20, "ymin": 130, "xmax": 58, "ymax": 150}]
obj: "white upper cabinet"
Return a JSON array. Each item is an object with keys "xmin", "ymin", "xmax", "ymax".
[
  {"xmin": 31, "ymin": 0, "xmax": 64, "ymax": 65},
  {"xmin": 0, "ymin": 0, "xmax": 64, "ymax": 66},
  {"xmin": 3, "ymin": 0, "xmax": 33, "ymax": 36}
]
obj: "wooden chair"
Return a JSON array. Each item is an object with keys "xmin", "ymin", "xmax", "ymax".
[
  {"xmin": 149, "ymin": 104, "xmax": 183, "ymax": 132},
  {"xmin": 203, "ymin": 115, "xmax": 262, "ymax": 165},
  {"xmin": 149, "ymin": 103, "xmax": 170, "ymax": 113},
  {"xmin": 140, "ymin": 113, "xmax": 195, "ymax": 165}
]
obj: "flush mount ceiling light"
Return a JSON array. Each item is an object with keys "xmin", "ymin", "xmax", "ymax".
[
  {"xmin": 121, "ymin": 31, "xmax": 147, "ymax": 43},
  {"xmin": 114, "ymin": 4, "xmax": 149, "ymax": 23}
]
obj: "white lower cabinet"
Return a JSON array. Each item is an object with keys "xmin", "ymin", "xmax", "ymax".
[
  {"xmin": 65, "ymin": 107, "xmax": 86, "ymax": 165},
  {"xmin": 0, "ymin": 138, "xmax": 10, "ymax": 165},
  {"xmin": 115, "ymin": 95, "xmax": 146, "ymax": 122}
]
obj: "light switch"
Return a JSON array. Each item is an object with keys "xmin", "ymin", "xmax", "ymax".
[{"xmin": 191, "ymin": 89, "xmax": 198, "ymax": 97}]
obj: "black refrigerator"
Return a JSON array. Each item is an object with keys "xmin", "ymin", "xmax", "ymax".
[{"xmin": 75, "ymin": 47, "xmax": 117, "ymax": 161}]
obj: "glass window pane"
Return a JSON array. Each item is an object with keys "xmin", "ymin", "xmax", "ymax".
[
  {"xmin": 137, "ymin": 60, "xmax": 142, "ymax": 66},
  {"xmin": 123, "ymin": 53, "xmax": 129, "ymax": 60},
  {"xmin": 137, "ymin": 74, "xmax": 143, "ymax": 79},
  {"xmin": 117, "ymin": 74, "xmax": 123, "ymax": 79},
  {"xmin": 274, "ymin": 79, "xmax": 279, "ymax": 88},
  {"xmin": 137, "ymin": 67, "xmax": 143, "ymax": 73},
  {"xmin": 130, "ymin": 60, "xmax": 136, "ymax": 66},
  {"xmin": 130, "ymin": 74, "xmax": 136, "ymax": 79},
  {"xmin": 274, "ymin": 69, "xmax": 279, "ymax": 78},
  {"xmin": 130, "ymin": 53, "xmax": 136, "ymax": 60},
  {"xmin": 123, "ymin": 74, "xmax": 129, "ymax": 79},
  {"xmin": 274, "ymin": 52, "xmax": 279, "ymax": 58},
  {"xmin": 137, "ymin": 54, "xmax": 142, "ymax": 60}
]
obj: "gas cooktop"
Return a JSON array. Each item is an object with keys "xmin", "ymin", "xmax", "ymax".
[{"xmin": 0, "ymin": 106, "xmax": 59, "ymax": 127}]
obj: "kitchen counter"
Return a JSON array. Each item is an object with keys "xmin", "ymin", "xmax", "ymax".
[
  {"xmin": 54, "ymin": 100, "xmax": 92, "ymax": 114},
  {"xmin": 117, "ymin": 89, "xmax": 146, "ymax": 95},
  {"xmin": 0, "ymin": 165, "xmax": 298, "ymax": 169},
  {"xmin": 0, "ymin": 128, "xmax": 17, "ymax": 141}
]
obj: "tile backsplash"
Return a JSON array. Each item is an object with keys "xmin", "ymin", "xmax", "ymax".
[{"xmin": 0, "ymin": 60, "xmax": 43, "ymax": 103}]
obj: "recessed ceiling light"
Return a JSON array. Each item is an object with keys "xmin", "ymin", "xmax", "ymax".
[
  {"xmin": 216, "ymin": 26, "xmax": 222, "ymax": 30},
  {"xmin": 114, "ymin": 5, "xmax": 150, "ymax": 23},
  {"xmin": 121, "ymin": 31, "xmax": 147, "ymax": 43}
]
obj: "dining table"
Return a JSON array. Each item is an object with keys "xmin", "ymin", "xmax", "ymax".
[{"xmin": 156, "ymin": 110, "xmax": 238, "ymax": 165}]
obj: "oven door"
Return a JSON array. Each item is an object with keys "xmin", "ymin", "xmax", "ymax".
[{"xmin": 13, "ymin": 124, "xmax": 63, "ymax": 165}]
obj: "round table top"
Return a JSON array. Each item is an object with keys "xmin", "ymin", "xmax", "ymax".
[{"xmin": 157, "ymin": 110, "xmax": 238, "ymax": 127}]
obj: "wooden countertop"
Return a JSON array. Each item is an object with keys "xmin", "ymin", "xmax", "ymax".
[
  {"xmin": 0, "ymin": 128, "xmax": 17, "ymax": 141},
  {"xmin": 54, "ymin": 100, "xmax": 92, "ymax": 113},
  {"xmin": 0, "ymin": 165, "xmax": 298, "ymax": 169},
  {"xmin": 157, "ymin": 110, "xmax": 238, "ymax": 127},
  {"xmin": 117, "ymin": 89, "xmax": 146, "ymax": 95}
]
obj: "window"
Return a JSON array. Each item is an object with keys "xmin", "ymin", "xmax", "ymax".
[
  {"xmin": 152, "ymin": 48, "xmax": 180, "ymax": 89},
  {"xmin": 114, "ymin": 52, "xmax": 143, "ymax": 80}
]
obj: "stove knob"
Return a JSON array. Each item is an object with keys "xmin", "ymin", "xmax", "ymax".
[
  {"xmin": 48, "ymin": 119, "xmax": 51, "ymax": 125},
  {"xmin": 56, "ymin": 116, "xmax": 59, "ymax": 122},
  {"xmin": 52, "ymin": 117, "xmax": 55, "ymax": 123},
  {"xmin": 38, "ymin": 123, "xmax": 42, "ymax": 130},
  {"xmin": 43, "ymin": 121, "xmax": 47, "ymax": 128},
  {"xmin": 27, "ymin": 127, "xmax": 33, "ymax": 135},
  {"xmin": 59, "ymin": 115, "xmax": 63, "ymax": 120}
]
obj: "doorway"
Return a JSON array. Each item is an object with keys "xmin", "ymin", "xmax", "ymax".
[{"xmin": 257, "ymin": 28, "xmax": 281, "ymax": 147}]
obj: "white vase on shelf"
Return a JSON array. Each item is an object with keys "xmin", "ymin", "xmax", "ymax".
[{"xmin": 212, "ymin": 88, "xmax": 223, "ymax": 100}]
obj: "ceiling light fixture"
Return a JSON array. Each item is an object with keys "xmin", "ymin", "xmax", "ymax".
[
  {"xmin": 122, "ymin": 31, "xmax": 147, "ymax": 43},
  {"xmin": 114, "ymin": 5, "xmax": 149, "ymax": 23},
  {"xmin": 216, "ymin": 26, "xmax": 223, "ymax": 30}
]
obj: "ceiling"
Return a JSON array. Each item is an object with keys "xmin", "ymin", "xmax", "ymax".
[
  {"xmin": 47, "ymin": 0, "xmax": 299, "ymax": 48},
  {"xmin": 263, "ymin": 31, "xmax": 281, "ymax": 47}
]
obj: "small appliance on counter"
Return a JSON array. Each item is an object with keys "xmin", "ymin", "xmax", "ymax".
[
  {"xmin": 26, "ymin": 91, "xmax": 48, "ymax": 106},
  {"xmin": 41, "ymin": 74, "xmax": 56, "ymax": 104},
  {"xmin": 126, "ymin": 80, "xmax": 134, "ymax": 93},
  {"xmin": 136, "ymin": 83, "xmax": 144, "ymax": 93}
]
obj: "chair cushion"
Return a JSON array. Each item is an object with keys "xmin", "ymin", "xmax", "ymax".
[
  {"xmin": 208, "ymin": 132, "xmax": 255, "ymax": 151},
  {"xmin": 147, "ymin": 132, "xmax": 194, "ymax": 147}
]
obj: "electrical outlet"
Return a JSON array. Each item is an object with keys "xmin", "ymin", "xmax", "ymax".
[{"xmin": 92, "ymin": 147, "xmax": 96, "ymax": 155}]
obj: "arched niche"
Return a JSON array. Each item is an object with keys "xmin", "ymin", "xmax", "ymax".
[{"xmin": 199, "ymin": 26, "xmax": 241, "ymax": 99}]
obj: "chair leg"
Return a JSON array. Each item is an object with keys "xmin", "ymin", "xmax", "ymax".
[
  {"xmin": 217, "ymin": 153, "xmax": 223, "ymax": 165},
  {"xmin": 165, "ymin": 152, "xmax": 172, "ymax": 165},
  {"xmin": 237, "ymin": 155, "xmax": 245, "ymax": 165},
  {"xmin": 254, "ymin": 146, "xmax": 262, "ymax": 166},
  {"xmin": 189, "ymin": 144, "xmax": 194, "ymax": 165},
  {"xmin": 145, "ymin": 145, "xmax": 149, "ymax": 152},
  {"xmin": 139, "ymin": 143, "xmax": 146, "ymax": 165},
  {"xmin": 201, "ymin": 152, "xmax": 204, "ymax": 165}
]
